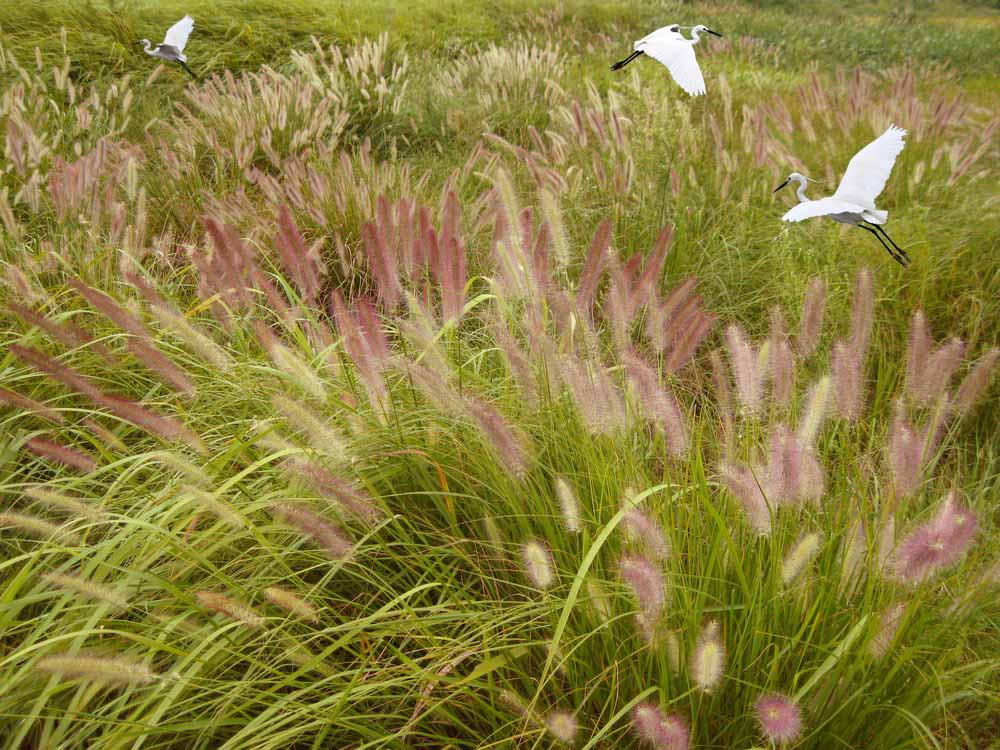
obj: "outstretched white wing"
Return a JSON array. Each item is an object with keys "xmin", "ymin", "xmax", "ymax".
[
  {"xmin": 639, "ymin": 36, "xmax": 706, "ymax": 97},
  {"xmin": 163, "ymin": 15, "xmax": 194, "ymax": 52},
  {"xmin": 833, "ymin": 125, "xmax": 906, "ymax": 208},
  {"xmin": 781, "ymin": 198, "xmax": 866, "ymax": 222}
]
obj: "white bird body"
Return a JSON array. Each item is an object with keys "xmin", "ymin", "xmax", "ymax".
[
  {"xmin": 775, "ymin": 125, "xmax": 910, "ymax": 265},
  {"xmin": 140, "ymin": 15, "xmax": 196, "ymax": 77},
  {"xmin": 612, "ymin": 23, "xmax": 722, "ymax": 97}
]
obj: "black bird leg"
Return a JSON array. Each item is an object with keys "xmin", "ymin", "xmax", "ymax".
[
  {"xmin": 858, "ymin": 224, "xmax": 906, "ymax": 267},
  {"xmin": 870, "ymin": 223, "xmax": 911, "ymax": 265},
  {"xmin": 178, "ymin": 61, "xmax": 198, "ymax": 80},
  {"xmin": 611, "ymin": 50, "xmax": 644, "ymax": 71}
]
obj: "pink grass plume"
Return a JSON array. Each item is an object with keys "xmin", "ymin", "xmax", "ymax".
[
  {"xmin": 620, "ymin": 554, "xmax": 666, "ymax": 619},
  {"xmin": 893, "ymin": 491, "xmax": 977, "ymax": 584},
  {"xmin": 631, "ymin": 702, "xmax": 689, "ymax": 750},
  {"xmin": 754, "ymin": 693, "xmax": 804, "ymax": 745}
]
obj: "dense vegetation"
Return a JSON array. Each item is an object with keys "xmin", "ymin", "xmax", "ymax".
[{"xmin": 1, "ymin": 1, "xmax": 997, "ymax": 748}]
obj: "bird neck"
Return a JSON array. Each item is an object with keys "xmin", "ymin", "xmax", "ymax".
[
  {"xmin": 689, "ymin": 28, "xmax": 703, "ymax": 44},
  {"xmin": 793, "ymin": 177, "xmax": 809, "ymax": 202},
  {"xmin": 141, "ymin": 40, "xmax": 154, "ymax": 54}
]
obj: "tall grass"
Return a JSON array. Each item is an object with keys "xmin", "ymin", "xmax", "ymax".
[{"xmin": 1, "ymin": 1, "xmax": 997, "ymax": 748}]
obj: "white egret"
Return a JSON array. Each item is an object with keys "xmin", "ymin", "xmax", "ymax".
[
  {"xmin": 139, "ymin": 15, "xmax": 197, "ymax": 79},
  {"xmin": 611, "ymin": 24, "xmax": 723, "ymax": 97},
  {"xmin": 774, "ymin": 125, "xmax": 911, "ymax": 266}
]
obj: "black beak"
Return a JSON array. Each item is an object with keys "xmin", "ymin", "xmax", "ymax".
[
  {"xmin": 707, "ymin": 29, "xmax": 723, "ymax": 37},
  {"xmin": 773, "ymin": 179, "xmax": 790, "ymax": 193}
]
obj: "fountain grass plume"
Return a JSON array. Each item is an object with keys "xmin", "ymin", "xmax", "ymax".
[
  {"xmin": 955, "ymin": 347, "xmax": 998, "ymax": 414},
  {"xmin": 521, "ymin": 539, "xmax": 556, "ymax": 590},
  {"xmin": 265, "ymin": 587, "xmax": 320, "ymax": 623},
  {"xmin": 36, "ymin": 653, "xmax": 157, "ymax": 685},
  {"xmin": 272, "ymin": 503, "xmax": 354, "ymax": 559},
  {"xmin": 623, "ymin": 506, "xmax": 670, "ymax": 560},
  {"xmin": 544, "ymin": 709, "xmax": 578, "ymax": 745},
  {"xmin": 555, "ymin": 477, "xmax": 581, "ymax": 533},
  {"xmin": 0, "ymin": 511, "xmax": 81, "ymax": 544},
  {"xmin": 620, "ymin": 554, "xmax": 666, "ymax": 619},
  {"xmin": 781, "ymin": 532, "xmax": 822, "ymax": 585},
  {"xmin": 798, "ymin": 277, "xmax": 826, "ymax": 357},
  {"xmin": 41, "ymin": 572, "xmax": 129, "ymax": 611},
  {"xmin": 631, "ymin": 702, "xmax": 689, "ymax": 750},
  {"xmin": 691, "ymin": 620, "xmax": 725, "ymax": 692},
  {"xmin": 893, "ymin": 491, "xmax": 978, "ymax": 584},
  {"xmin": 755, "ymin": 693, "xmax": 804, "ymax": 745},
  {"xmin": 195, "ymin": 591, "xmax": 265, "ymax": 628}
]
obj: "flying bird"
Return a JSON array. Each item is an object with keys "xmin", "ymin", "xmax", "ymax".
[
  {"xmin": 611, "ymin": 24, "xmax": 722, "ymax": 97},
  {"xmin": 774, "ymin": 125, "xmax": 911, "ymax": 267},
  {"xmin": 139, "ymin": 15, "xmax": 197, "ymax": 79}
]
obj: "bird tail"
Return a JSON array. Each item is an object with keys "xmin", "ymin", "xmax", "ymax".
[
  {"xmin": 611, "ymin": 50, "xmax": 644, "ymax": 71},
  {"xmin": 179, "ymin": 61, "xmax": 198, "ymax": 81},
  {"xmin": 862, "ymin": 209, "xmax": 888, "ymax": 224}
]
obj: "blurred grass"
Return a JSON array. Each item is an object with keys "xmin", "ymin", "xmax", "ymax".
[{"xmin": 1, "ymin": 0, "xmax": 999, "ymax": 87}]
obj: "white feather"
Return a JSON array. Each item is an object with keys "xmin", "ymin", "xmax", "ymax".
[
  {"xmin": 163, "ymin": 15, "xmax": 194, "ymax": 53},
  {"xmin": 832, "ymin": 125, "xmax": 907, "ymax": 208},
  {"xmin": 781, "ymin": 197, "xmax": 867, "ymax": 223},
  {"xmin": 638, "ymin": 35, "xmax": 706, "ymax": 97}
]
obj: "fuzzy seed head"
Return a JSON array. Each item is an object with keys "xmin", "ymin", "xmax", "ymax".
[
  {"xmin": 41, "ymin": 572, "xmax": 129, "ymax": 612},
  {"xmin": 36, "ymin": 653, "xmax": 157, "ymax": 685},
  {"xmin": 521, "ymin": 540, "xmax": 556, "ymax": 590},
  {"xmin": 893, "ymin": 491, "xmax": 978, "ymax": 584},
  {"xmin": 781, "ymin": 533, "xmax": 822, "ymax": 585},
  {"xmin": 691, "ymin": 621, "xmax": 725, "ymax": 692},
  {"xmin": 620, "ymin": 554, "xmax": 666, "ymax": 619},
  {"xmin": 195, "ymin": 591, "xmax": 264, "ymax": 628},
  {"xmin": 755, "ymin": 693, "xmax": 803, "ymax": 744},
  {"xmin": 545, "ymin": 710, "xmax": 578, "ymax": 745},
  {"xmin": 623, "ymin": 507, "xmax": 670, "ymax": 560},
  {"xmin": 555, "ymin": 477, "xmax": 581, "ymax": 533},
  {"xmin": 631, "ymin": 702, "xmax": 689, "ymax": 750},
  {"xmin": 870, "ymin": 602, "xmax": 906, "ymax": 658},
  {"xmin": 265, "ymin": 586, "xmax": 320, "ymax": 623}
]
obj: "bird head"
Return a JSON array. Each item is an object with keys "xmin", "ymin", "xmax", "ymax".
[
  {"xmin": 693, "ymin": 24, "xmax": 723, "ymax": 37},
  {"xmin": 774, "ymin": 172, "xmax": 816, "ymax": 192},
  {"xmin": 138, "ymin": 39, "xmax": 152, "ymax": 48}
]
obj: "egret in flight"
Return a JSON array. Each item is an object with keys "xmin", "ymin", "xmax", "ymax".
[
  {"xmin": 611, "ymin": 24, "xmax": 722, "ymax": 97},
  {"xmin": 140, "ymin": 15, "xmax": 197, "ymax": 79},
  {"xmin": 774, "ymin": 125, "xmax": 911, "ymax": 266}
]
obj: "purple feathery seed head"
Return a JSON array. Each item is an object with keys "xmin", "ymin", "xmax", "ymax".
[
  {"xmin": 755, "ymin": 693, "xmax": 804, "ymax": 745},
  {"xmin": 849, "ymin": 267, "xmax": 874, "ymax": 358},
  {"xmin": 719, "ymin": 462, "xmax": 771, "ymax": 536},
  {"xmin": 768, "ymin": 314, "xmax": 795, "ymax": 407},
  {"xmin": 955, "ymin": 347, "xmax": 998, "ymax": 414},
  {"xmin": 831, "ymin": 339, "xmax": 863, "ymax": 421},
  {"xmin": 623, "ymin": 506, "xmax": 670, "ymax": 560},
  {"xmin": 763, "ymin": 424, "xmax": 801, "ymax": 505},
  {"xmin": 905, "ymin": 310, "xmax": 932, "ymax": 399},
  {"xmin": 620, "ymin": 554, "xmax": 666, "ymax": 619},
  {"xmin": 631, "ymin": 702, "xmax": 690, "ymax": 750},
  {"xmin": 888, "ymin": 402, "xmax": 924, "ymax": 500},
  {"xmin": 725, "ymin": 324, "xmax": 764, "ymax": 414},
  {"xmin": 916, "ymin": 338, "xmax": 965, "ymax": 406},
  {"xmin": 798, "ymin": 277, "xmax": 826, "ymax": 357},
  {"xmin": 893, "ymin": 491, "xmax": 978, "ymax": 584}
]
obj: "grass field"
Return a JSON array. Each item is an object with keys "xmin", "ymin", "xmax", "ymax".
[{"xmin": 1, "ymin": 0, "xmax": 998, "ymax": 748}]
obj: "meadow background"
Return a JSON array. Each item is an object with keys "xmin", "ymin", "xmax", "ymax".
[{"xmin": 0, "ymin": 0, "xmax": 998, "ymax": 748}]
